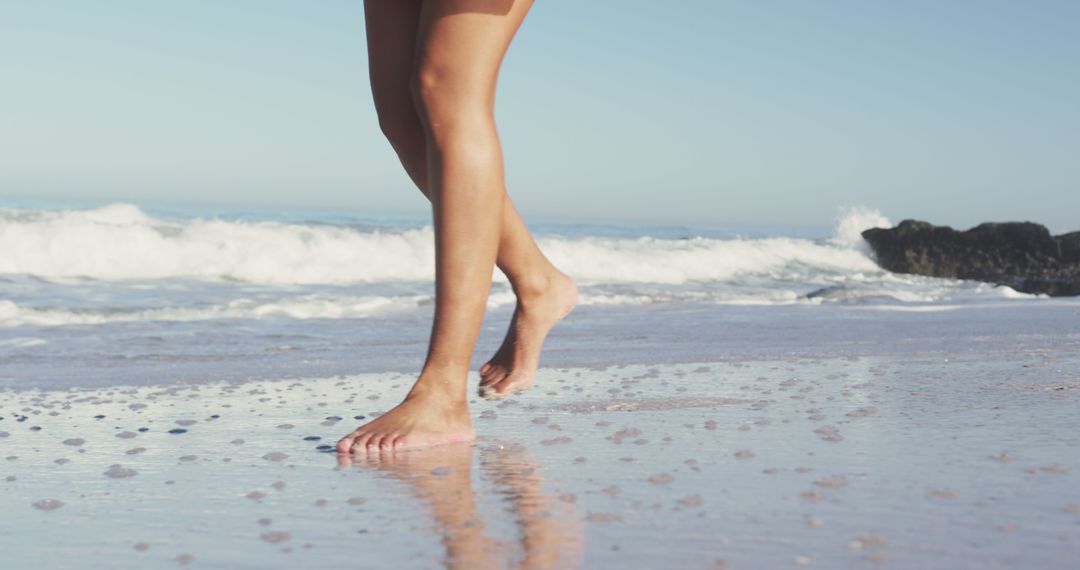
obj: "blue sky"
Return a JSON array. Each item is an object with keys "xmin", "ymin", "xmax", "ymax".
[{"xmin": 2, "ymin": 0, "xmax": 1078, "ymax": 231}]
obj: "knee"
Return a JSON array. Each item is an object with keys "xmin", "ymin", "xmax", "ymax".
[
  {"xmin": 410, "ymin": 65, "xmax": 490, "ymax": 136},
  {"xmin": 375, "ymin": 108, "xmax": 424, "ymax": 155}
]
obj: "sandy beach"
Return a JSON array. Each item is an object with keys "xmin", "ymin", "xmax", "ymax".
[{"xmin": 3, "ymin": 347, "xmax": 1078, "ymax": 569}]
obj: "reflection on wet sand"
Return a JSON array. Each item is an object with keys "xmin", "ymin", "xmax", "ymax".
[{"xmin": 338, "ymin": 442, "xmax": 583, "ymax": 569}]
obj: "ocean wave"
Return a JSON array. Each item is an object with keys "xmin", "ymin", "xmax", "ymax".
[
  {"xmin": 0, "ymin": 289, "xmax": 804, "ymax": 327},
  {"xmin": 0, "ymin": 294, "xmax": 430, "ymax": 327},
  {"xmin": 2, "ymin": 280, "xmax": 1032, "ymax": 327},
  {"xmin": 0, "ymin": 203, "xmax": 891, "ymax": 286}
]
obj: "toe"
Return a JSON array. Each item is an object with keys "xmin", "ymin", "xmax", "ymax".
[
  {"xmin": 366, "ymin": 434, "xmax": 385, "ymax": 451},
  {"xmin": 350, "ymin": 433, "xmax": 373, "ymax": 453},
  {"xmin": 479, "ymin": 363, "xmax": 492, "ymax": 376},
  {"xmin": 493, "ymin": 373, "xmax": 532, "ymax": 396},
  {"xmin": 484, "ymin": 369, "xmax": 509, "ymax": 387},
  {"xmin": 337, "ymin": 434, "xmax": 357, "ymax": 453},
  {"xmin": 392, "ymin": 435, "xmax": 409, "ymax": 450}
]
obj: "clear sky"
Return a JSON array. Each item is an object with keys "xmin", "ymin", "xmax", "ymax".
[{"xmin": 2, "ymin": 0, "xmax": 1078, "ymax": 231}]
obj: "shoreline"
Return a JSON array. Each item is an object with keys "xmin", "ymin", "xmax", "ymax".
[{"xmin": 3, "ymin": 352, "xmax": 1078, "ymax": 568}]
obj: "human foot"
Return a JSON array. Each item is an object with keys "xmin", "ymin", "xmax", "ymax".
[
  {"xmin": 336, "ymin": 388, "xmax": 475, "ymax": 453},
  {"xmin": 478, "ymin": 271, "xmax": 577, "ymax": 400}
]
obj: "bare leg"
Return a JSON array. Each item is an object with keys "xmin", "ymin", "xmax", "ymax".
[
  {"xmin": 339, "ymin": 0, "xmax": 538, "ymax": 453},
  {"xmin": 360, "ymin": 0, "xmax": 577, "ymax": 402}
]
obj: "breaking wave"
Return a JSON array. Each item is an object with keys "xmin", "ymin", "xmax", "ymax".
[{"xmin": 0, "ymin": 203, "xmax": 891, "ymax": 286}]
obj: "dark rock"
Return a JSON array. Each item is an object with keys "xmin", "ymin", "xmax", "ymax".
[
  {"xmin": 862, "ymin": 220, "xmax": 1080, "ymax": 296},
  {"xmin": 167, "ymin": 428, "xmax": 188, "ymax": 434}
]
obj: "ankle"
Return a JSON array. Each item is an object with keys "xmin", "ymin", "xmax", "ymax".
[
  {"xmin": 508, "ymin": 266, "xmax": 563, "ymax": 300},
  {"xmin": 409, "ymin": 370, "xmax": 468, "ymax": 404}
]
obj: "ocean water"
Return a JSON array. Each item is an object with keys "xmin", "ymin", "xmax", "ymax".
[
  {"xmin": 1, "ymin": 201, "xmax": 1078, "ymax": 388},
  {"xmin": 4, "ymin": 202, "xmax": 1080, "ymax": 569}
]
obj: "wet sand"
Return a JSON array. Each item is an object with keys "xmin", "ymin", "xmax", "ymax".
[{"xmin": 2, "ymin": 352, "xmax": 1079, "ymax": 569}]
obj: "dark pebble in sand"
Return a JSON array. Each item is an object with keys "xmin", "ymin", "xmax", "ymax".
[
  {"xmin": 175, "ymin": 420, "xmax": 197, "ymax": 427},
  {"xmin": 168, "ymin": 428, "xmax": 188, "ymax": 434},
  {"xmin": 62, "ymin": 438, "xmax": 85, "ymax": 447},
  {"xmin": 104, "ymin": 465, "xmax": 138, "ymax": 478},
  {"xmin": 116, "ymin": 431, "xmax": 137, "ymax": 439},
  {"xmin": 94, "ymin": 415, "xmax": 105, "ymax": 420},
  {"xmin": 179, "ymin": 455, "xmax": 197, "ymax": 462},
  {"xmin": 138, "ymin": 427, "xmax": 149, "ymax": 432},
  {"xmin": 30, "ymin": 426, "xmax": 42, "ymax": 431},
  {"xmin": 210, "ymin": 415, "xmax": 220, "ymax": 419},
  {"xmin": 260, "ymin": 531, "xmax": 291, "ymax": 544},
  {"xmin": 262, "ymin": 452, "xmax": 289, "ymax": 462},
  {"xmin": 33, "ymin": 499, "xmax": 65, "ymax": 510},
  {"xmin": 325, "ymin": 416, "xmax": 342, "ymax": 421},
  {"xmin": 353, "ymin": 416, "xmax": 365, "ymax": 420},
  {"xmin": 303, "ymin": 436, "xmax": 321, "ymax": 441},
  {"xmin": 315, "ymin": 445, "xmax": 334, "ymax": 452},
  {"xmin": 648, "ymin": 473, "xmax": 675, "ymax": 484}
]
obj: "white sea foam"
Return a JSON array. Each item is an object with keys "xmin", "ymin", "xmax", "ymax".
[
  {"xmin": 0, "ymin": 288, "xmax": 825, "ymax": 327},
  {"xmin": 0, "ymin": 294, "xmax": 434, "ymax": 327},
  {"xmin": 0, "ymin": 336, "xmax": 48, "ymax": 347},
  {"xmin": 0, "ymin": 203, "xmax": 889, "ymax": 286},
  {"xmin": 829, "ymin": 206, "xmax": 892, "ymax": 250}
]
